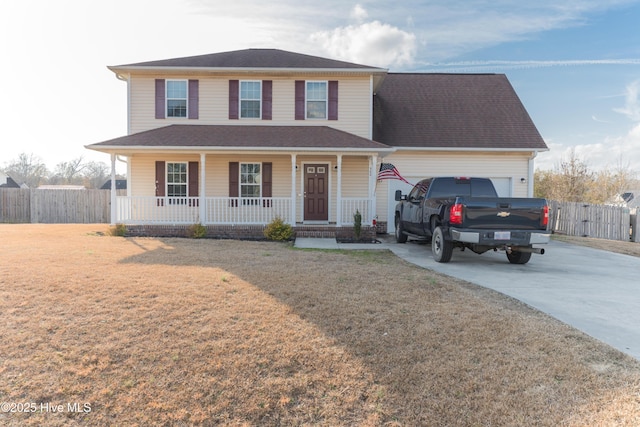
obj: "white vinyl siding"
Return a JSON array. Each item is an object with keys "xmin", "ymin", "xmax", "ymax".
[{"xmin": 128, "ymin": 75, "xmax": 371, "ymax": 138}]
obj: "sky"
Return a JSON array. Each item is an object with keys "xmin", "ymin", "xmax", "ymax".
[{"xmin": 2, "ymin": 0, "xmax": 640, "ymax": 175}]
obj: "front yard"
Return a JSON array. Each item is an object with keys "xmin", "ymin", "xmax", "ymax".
[{"xmin": 1, "ymin": 224, "xmax": 639, "ymax": 426}]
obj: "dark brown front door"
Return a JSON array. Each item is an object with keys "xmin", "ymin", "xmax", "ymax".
[{"xmin": 304, "ymin": 164, "xmax": 328, "ymax": 221}]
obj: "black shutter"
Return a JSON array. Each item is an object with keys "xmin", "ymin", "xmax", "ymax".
[
  {"xmin": 155, "ymin": 161, "xmax": 165, "ymax": 206},
  {"xmin": 229, "ymin": 162, "xmax": 239, "ymax": 207},
  {"xmin": 229, "ymin": 80, "xmax": 239, "ymax": 119},
  {"xmin": 295, "ymin": 80, "xmax": 305, "ymax": 120},
  {"xmin": 262, "ymin": 80, "xmax": 272, "ymax": 120},
  {"xmin": 155, "ymin": 80, "xmax": 165, "ymax": 119},
  {"xmin": 188, "ymin": 80, "xmax": 199, "ymax": 119},
  {"xmin": 262, "ymin": 162, "xmax": 272, "ymax": 207}
]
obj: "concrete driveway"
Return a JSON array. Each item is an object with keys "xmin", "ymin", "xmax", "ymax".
[
  {"xmin": 295, "ymin": 237, "xmax": 640, "ymax": 360},
  {"xmin": 385, "ymin": 238, "xmax": 640, "ymax": 361}
]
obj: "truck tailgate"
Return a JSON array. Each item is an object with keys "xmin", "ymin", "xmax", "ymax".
[{"xmin": 458, "ymin": 197, "xmax": 547, "ymax": 230}]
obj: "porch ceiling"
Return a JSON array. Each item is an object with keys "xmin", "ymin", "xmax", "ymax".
[{"xmin": 86, "ymin": 125, "xmax": 393, "ymax": 155}]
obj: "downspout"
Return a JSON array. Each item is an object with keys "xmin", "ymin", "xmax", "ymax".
[{"xmin": 528, "ymin": 151, "xmax": 538, "ymax": 197}]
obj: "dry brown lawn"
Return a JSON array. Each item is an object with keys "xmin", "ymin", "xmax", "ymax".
[{"xmin": 1, "ymin": 224, "xmax": 639, "ymax": 426}]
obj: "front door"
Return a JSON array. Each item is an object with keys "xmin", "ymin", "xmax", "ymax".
[{"xmin": 304, "ymin": 164, "xmax": 328, "ymax": 221}]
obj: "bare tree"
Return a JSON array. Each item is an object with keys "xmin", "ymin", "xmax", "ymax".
[
  {"xmin": 1, "ymin": 153, "xmax": 49, "ymax": 188},
  {"xmin": 51, "ymin": 156, "xmax": 86, "ymax": 185},
  {"xmin": 535, "ymin": 150, "xmax": 638, "ymax": 204},
  {"xmin": 82, "ymin": 161, "xmax": 111, "ymax": 189}
]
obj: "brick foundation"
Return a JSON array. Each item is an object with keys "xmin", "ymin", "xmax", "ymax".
[{"xmin": 123, "ymin": 224, "xmax": 377, "ymax": 241}]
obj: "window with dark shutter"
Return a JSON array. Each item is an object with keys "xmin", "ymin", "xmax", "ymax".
[{"xmin": 229, "ymin": 80, "xmax": 239, "ymax": 119}]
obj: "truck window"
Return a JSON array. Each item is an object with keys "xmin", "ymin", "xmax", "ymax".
[
  {"xmin": 427, "ymin": 178, "xmax": 498, "ymax": 198},
  {"xmin": 471, "ymin": 179, "xmax": 498, "ymax": 197},
  {"xmin": 409, "ymin": 180, "xmax": 430, "ymax": 200}
]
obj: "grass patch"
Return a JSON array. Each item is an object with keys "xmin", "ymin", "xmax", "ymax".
[{"xmin": 1, "ymin": 224, "xmax": 639, "ymax": 426}]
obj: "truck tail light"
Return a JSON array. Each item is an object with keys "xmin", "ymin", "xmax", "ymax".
[
  {"xmin": 541, "ymin": 205, "xmax": 549, "ymax": 227},
  {"xmin": 450, "ymin": 203, "xmax": 463, "ymax": 225}
]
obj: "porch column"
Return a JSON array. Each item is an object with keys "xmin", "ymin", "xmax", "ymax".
[
  {"xmin": 290, "ymin": 154, "xmax": 297, "ymax": 226},
  {"xmin": 110, "ymin": 153, "xmax": 116, "ymax": 226},
  {"xmin": 336, "ymin": 154, "xmax": 343, "ymax": 226},
  {"xmin": 200, "ymin": 153, "xmax": 206, "ymax": 224},
  {"xmin": 369, "ymin": 155, "xmax": 378, "ymax": 225}
]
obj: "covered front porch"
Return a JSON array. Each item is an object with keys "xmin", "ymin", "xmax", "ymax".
[{"xmin": 108, "ymin": 152, "xmax": 380, "ymax": 228}]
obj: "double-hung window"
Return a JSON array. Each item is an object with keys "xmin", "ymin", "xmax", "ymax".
[
  {"xmin": 240, "ymin": 163, "xmax": 261, "ymax": 204},
  {"xmin": 240, "ymin": 81, "xmax": 261, "ymax": 119},
  {"xmin": 167, "ymin": 162, "xmax": 187, "ymax": 203},
  {"xmin": 166, "ymin": 80, "xmax": 187, "ymax": 118},
  {"xmin": 306, "ymin": 81, "xmax": 327, "ymax": 119}
]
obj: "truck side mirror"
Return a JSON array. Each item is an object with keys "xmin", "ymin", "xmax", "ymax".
[{"xmin": 395, "ymin": 190, "xmax": 406, "ymax": 201}]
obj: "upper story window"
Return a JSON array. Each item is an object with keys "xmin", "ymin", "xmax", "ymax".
[
  {"xmin": 155, "ymin": 79, "xmax": 198, "ymax": 120},
  {"xmin": 240, "ymin": 81, "xmax": 262, "ymax": 119},
  {"xmin": 306, "ymin": 81, "xmax": 327, "ymax": 119},
  {"xmin": 166, "ymin": 80, "xmax": 187, "ymax": 118}
]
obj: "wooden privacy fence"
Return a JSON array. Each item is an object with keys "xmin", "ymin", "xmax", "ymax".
[
  {"xmin": 0, "ymin": 189, "xmax": 125, "ymax": 224},
  {"xmin": 548, "ymin": 200, "xmax": 631, "ymax": 241}
]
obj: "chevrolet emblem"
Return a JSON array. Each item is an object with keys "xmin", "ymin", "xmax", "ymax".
[{"xmin": 497, "ymin": 211, "xmax": 511, "ymax": 218}]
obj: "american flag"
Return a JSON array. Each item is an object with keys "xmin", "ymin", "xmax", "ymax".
[{"xmin": 377, "ymin": 163, "xmax": 411, "ymax": 184}]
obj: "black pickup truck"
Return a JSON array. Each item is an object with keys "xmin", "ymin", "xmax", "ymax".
[{"xmin": 394, "ymin": 177, "xmax": 550, "ymax": 264}]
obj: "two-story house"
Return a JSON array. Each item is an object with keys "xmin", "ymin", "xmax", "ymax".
[{"xmin": 87, "ymin": 48, "xmax": 547, "ymax": 238}]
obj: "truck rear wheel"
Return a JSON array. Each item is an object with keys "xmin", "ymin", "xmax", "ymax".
[
  {"xmin": 507, "ymin": 249, "xmax": 532, "ymax": 264},
  {"xmin": 395, "ymin": 214, "xmax": 407, "ymax": 243},
  {"xmin": 432, "ymin": 226, "xmax": 453, "ymax": 263}
]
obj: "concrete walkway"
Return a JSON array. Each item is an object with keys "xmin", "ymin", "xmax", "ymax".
[{"xmin": 294, "ymin": 236, "xmax": 640, "ymax": 361}]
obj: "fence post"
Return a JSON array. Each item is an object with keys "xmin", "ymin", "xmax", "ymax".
[{"xmin": 632, "ymin": 214, "xmax": 639, "ymax": 242}]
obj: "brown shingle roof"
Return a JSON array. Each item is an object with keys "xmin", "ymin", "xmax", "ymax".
[
  {"xmin": 114, "ymin": 48, "xmax": 385, "ymax": 71},
  {"xmin": 373, "ymin": 73, "xmax": 548, "ymax": 150},
  {"xmin": 88, "ymin": 125, "xmax": 392, "ymax": 151}
]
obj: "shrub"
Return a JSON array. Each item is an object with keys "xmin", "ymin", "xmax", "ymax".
[
  {"xmin": 353, "ymin": 209, "xmax": 362, "ymax": 239},
  {"xmin": 108, "ymin": 223, "xmax": 127, "ymax": 237},
  {"xmin": 187, "ymin": 223, "xmax": 207, "ymax": 239},
  {"xmin": 264, "ymin": 216, "xmax": 293, "ymax": 241}
]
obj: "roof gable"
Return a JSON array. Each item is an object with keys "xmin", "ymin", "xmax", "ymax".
[
  {"xmin": 113, "ymin": 48, "xmax": 385, "ymax": 72},
  {"xmin": 373, "ymin": 73, "xmax": 548, "ymax": 151}
]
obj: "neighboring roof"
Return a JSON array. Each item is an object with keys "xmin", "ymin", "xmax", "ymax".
[
  {"xmin": 373, "ymin": 73, "xmax": 548, "ymax": 151},
  {"xmin": 111, "ymin": 48, "xmax": 387, "ymax": 73},
  {"xmin": 87, "ymin": 125, "xmax": 393, "ymax": 153},
  {"xmin": 0, "ymin": 173, "xmax": 20, "ymax": 188},
  {"xmin": 100, "ymin": 179, "xmax": 127, "ymax": 190}
]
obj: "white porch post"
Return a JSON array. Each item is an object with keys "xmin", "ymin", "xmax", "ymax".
[
  {"xmin": 110, "ymin": 153, "xmax": 116, "ymax": 226},
  {"xmin": 336, "ymin": 154, "xmax": 343, "ymax": 226},
  {"xmin": 290, "ymin": 154, "xmax": 297, "ymax": 226},
  {"xmin": 369, "ymin": 155, "xmax": 378, "ymax": 225},
  {"xmin": 200, "ymin": 153, "xmax": 206, "ymax": 223}
]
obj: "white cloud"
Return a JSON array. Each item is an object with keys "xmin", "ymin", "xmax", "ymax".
[
  {"xmin": 310, "ymin": 6, "xmax": 417, "ymax": 68},
  {"xmin": 614, "ymin": 80, "xmax": 640, "ymax": 122},
  {"xmin": 351, "ymin": 4, "xmax": 369, "ymax": 22}
]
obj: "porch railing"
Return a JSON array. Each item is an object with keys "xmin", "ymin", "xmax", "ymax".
[
  {"xmin": 340, "ymin": 198, "xmax": 372, "ymax": 225},
  {"xmin": 116, "ymin": 196, "xmax": 292, "ymax": 225}
]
